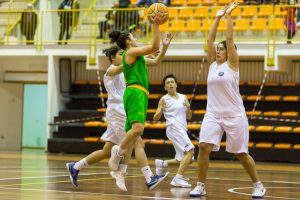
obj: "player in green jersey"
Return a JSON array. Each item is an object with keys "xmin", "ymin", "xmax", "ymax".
[{"xmin": 108, "ymin": 19, "xmax": 173, "ymax": 190}]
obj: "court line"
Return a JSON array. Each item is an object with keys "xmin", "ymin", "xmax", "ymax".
[
  {"xmin": 0, "ymin": 170, "xmax": 299, "ymax": 186},
  {"xmin": 228, "ymin": 187, "xmax": 300, "ymax": 200},
  {"xmin": 0, "ymin": 174, "xmax": 144, "ymax": 187},
  {"xmin": 0, "ymin": 172, "xmax": 108, "ymax": 181},
  {"xmin": 0, "ymin": 186, "xmax": 177, "ymax": 200}
]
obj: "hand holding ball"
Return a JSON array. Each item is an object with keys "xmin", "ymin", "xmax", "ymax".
[{"xmin": 147, "ymin": 3, "xmax": 169, "ymax": 25}]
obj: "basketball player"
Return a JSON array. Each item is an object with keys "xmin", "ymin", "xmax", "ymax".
[
  {"xmin": 66, "ymin": 45, "xmax": 163, "ymax": 191},
  {"xmin": 190, "ymin": 2, "xmax": 266, "ymax": 198},
  {"xmin": 107, "ymin": 16, "xmax": 173, "ymax": 189},
  {"xmin": 153, "ymin": 74, "xmax": 194, "ymax": 188}
]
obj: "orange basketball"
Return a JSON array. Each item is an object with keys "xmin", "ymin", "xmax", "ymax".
[{"xmin": 147, "ymin": 3, "xmax": 169, "ymax": 25}]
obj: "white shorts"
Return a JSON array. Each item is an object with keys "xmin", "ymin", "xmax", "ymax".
[
  {"xmin": 101, "ymin": 107, "xmax": 126, "ymax": 145},
  {"xmin": 166, "ymin": 125, "xmax": 194, "ymax": 161},
  {"xmin": 199, "ymin": 113, "xmax": 249, "ymax": 153}
]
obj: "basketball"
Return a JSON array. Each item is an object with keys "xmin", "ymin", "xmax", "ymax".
[{"xmin": 147, "ymin": 3, "xmax": 169, "ymax": 25}]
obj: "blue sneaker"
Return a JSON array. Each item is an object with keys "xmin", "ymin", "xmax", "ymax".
[
  {"xmin": 66, "ymin": 162, "xmax": 79, "ymax": 187},
  {"xmin": 146, "ymin": 171, "xmax": 169, "ymax": 190}
]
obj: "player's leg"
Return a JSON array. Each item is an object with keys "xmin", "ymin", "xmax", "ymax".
[
  {"xmin": 66, "ymin": 141, "xmax": 114, "ymax": 187},
  {"xmin": 134, "ymin": 137, "xmax": 169, "ymax": 189}
]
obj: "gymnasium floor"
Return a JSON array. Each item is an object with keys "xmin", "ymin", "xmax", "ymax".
[{"xmin": 0, "ymin": 149, "xmax": 299, "ymax": 200}]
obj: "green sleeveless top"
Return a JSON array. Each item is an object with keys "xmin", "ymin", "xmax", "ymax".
[{"xmin": 122, "ymin": 49, "xmax": 149, "ymax": 91}]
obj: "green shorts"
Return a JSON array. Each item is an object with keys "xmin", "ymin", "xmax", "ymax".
[{"xmin": 123, "ymin": 87, "xmax": 148, "ymax": 132}]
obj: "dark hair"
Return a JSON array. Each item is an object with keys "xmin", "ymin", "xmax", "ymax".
[
  {"xmin": 163, "ymin": 74, "xmax": 178, "ymax": 86},
  {"xmin": 109, "ymin": 30, "xmax": 130, "ymax": 50},
  {"xmin": 218, "ymin": 40, "xmax": 237, "ymax": 50},
  {"xmin": 102, "ymin": 45, "xmax": 121, "ymax": 63}
]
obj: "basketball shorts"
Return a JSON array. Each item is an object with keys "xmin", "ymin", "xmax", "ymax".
[
  {"xmin": 101, "ymin": 106, "xmax": 126, "ymax": 145},
  {"xmin": 199, "ymin": 113, "xmax": 249, "ymax": 153},
  {"xmin": 166, "ymin": 125, "xmax": 194, "ymax": 161},
  {"xmin": 123, "ymin": 87, "xmax": 148, "ymax": 132}
]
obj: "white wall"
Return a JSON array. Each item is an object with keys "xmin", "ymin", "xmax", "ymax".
[{"xmin": 0, "ymin": 56, "xmax": 48, "ymax": 81}]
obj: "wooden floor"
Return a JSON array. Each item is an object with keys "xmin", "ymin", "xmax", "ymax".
[{"xmin": 0, "ymin": 149, "xmax": 299, "ymax": 200}]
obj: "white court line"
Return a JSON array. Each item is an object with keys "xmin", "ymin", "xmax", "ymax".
[
  {"xmin": 228, "ymin": 187, "xmax": 300, "ymax": 200},
  {"xmin": 0, "ymin": 172, "xmax": 299, "ymax": 185},
  {"xmin": 0, "ymin": 172, "xmax": 108, "ymax": 181},
  {"xmin": 208, "ymin": 177, "xmax": 300, "ymax": 185},
  {"xmin": 0, "ymin": 186, "xmax": 177, "ymax": 200}
]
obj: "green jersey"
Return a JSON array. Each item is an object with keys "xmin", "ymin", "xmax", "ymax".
[{"xmin": 122, "ymin": 49, "xmax": 149, "ymax": 91}]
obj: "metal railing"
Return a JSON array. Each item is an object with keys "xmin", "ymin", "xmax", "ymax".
[{"xmin": 1, "ymin": 5, "xmax": 300, "ymax": 46}]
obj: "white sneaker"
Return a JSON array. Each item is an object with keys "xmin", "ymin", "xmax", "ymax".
[
  {"xmin": 108, "ymin": 145, "xmax": 123, "ymax": 171},
  {"xmin": 155, "ymin": 159, "xmax": 165, "ymax": 176},
  {"xmin": 297, "ymin": 21, "xmax": 300, "ymax": 28},
  {"xmin": 190, "ymin": 182, "xmax": 206, "ymax": 197},
  {"xmin": 110, "ymin": 171, "xmax": 127, "ymax": 191},
  {"xmin": 171, "ymin": 176, "xmax": 192, "ymax": 188},
  {"xmin": 252, "ymin": 182, "xmax": 266, "ymax": 199}
]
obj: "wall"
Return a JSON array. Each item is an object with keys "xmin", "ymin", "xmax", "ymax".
[
  {"xmin": 0, "ymin": 83, "xmax": 23, "ymax": 150},
  {"xmin": 22, "ymin": 84, "xmax": 48, "ymax": 148},
  {"xmin": 0, "ymin": 56, "xmax": 48, "ymax": 82}
]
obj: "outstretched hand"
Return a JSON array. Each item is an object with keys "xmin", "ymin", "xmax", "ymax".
[
  {"xmin": 216, "ymin": 5, "xmax": 229, "ymax": 18},
  {"xmin": 226, "ymin": 1, "xmax": 239, "ymax": 15},
  {"xmin": 162, "ymin": 32, "xmax": 173, "ymax": 47}
]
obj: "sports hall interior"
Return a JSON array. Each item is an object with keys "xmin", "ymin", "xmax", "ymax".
[{"xmin": 0, "ymin": 0, "xmax": 299, "ymax": 199}]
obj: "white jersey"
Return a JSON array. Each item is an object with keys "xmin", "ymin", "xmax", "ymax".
[
  {"xmin": 162, "ymin": 93, "xmax": 187, "ymax": 130},
  {"xmin": 101, "ymin": 65, "xmax": 126, "ymax": 144},
  {"xmin": 206, "ymin": 61, "xmax": 245, "ymax": 117},
  {"xmin": 104, "ymin": 65, "xmax": 126, "ymax": 110}
]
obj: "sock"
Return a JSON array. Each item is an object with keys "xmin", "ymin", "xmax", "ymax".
[
  {"xmin": 119, "ymin": 164, "xmax": 128, "ymax": 174},
  {"xmin": 117, "ymin": 146, "xmax": 125, "ymax": 156},
  {"xmin": 74, "ymin": 158, "xmax": 88, "ymax": 170},
  {"xmin": 141, "ymin": 166, "xmax": 153, "ymax": 183},
  {"xmin": 197, "ymin": 181, "xmax": 205, "ymax": 186},
  {"xmin": 162, "ymin": 160, "xmax": 168, "ymax": 167},
  {"xmin": 253, "ymin": 181, "xmax": 262, "ymax": 187},
  {"xmin": 175, "ymin": 174, "xmax": 183, "ymax": 179}
]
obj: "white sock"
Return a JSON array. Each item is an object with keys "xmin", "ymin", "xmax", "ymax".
[
  {"xmin": 162, "ymin": 160, "xmax": 168, "ymax": 167},
  {"xmin": 119, "ymin": 164, "xmax": 128, "ymax": 174},
  {"xmin": 74, "ymin": 158, "xmax": 88, "ymax": 170},
  {"xmin": 253, "ymin": 181, "xmax": 262, "ymax": 187},
  {"xmin": 117, "ymin": 146, "xmax": 125, "ymax": 156},
  {"xmin": 141, "ymin": 166, "xmax": 153, "ymax": 183},
  {"xmin": 197, "ymin": 181, "xmax": 205, "ymax": 186},
  {"xmin": 175, "ymin": 174, "xmax": 183, "ymax": 179}
]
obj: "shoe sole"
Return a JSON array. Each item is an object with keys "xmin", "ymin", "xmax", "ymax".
[
  {"xmin": 149, "ymin": 171, "xmax": 170, "ymax": 190},
  {"xmin": 66, "ymin": 163, "xmax": 77, "ymax": 187},
  {"xmin": 190, "ymin": 190, "xmax": 206, "ymax": 197}
]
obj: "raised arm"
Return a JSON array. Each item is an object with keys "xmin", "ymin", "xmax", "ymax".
[
  {"xmin": 106, "ymin": 65, "xmax": 123, "ymax": 76},
  {"xmin": 127, "ymin": 23, "xmax": 161, "ymax": 61},
  {"xmin": 225, "ymin": 1, "xmax": 239, "ymax": 72},
  {"xmin": 207, "ymin": 5, "xmax": 228, "ymax": 65},
  {"xmin": 146, "ymin": 32, "xmax": 173, "ymax": 66},
  {"xmin": 153, "ymin": 97, "xmax": 166, "ymax": 121}
]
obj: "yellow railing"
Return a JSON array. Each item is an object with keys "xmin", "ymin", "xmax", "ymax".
[{"xmin": 2, "ymin": 5, "xmax": 300, "ymax": 47}]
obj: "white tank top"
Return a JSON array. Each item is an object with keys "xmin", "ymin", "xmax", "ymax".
[
  {"xmin": 103, "ymin": 64, "xmax": 125, "ymax": 110},
  {"xmin": 163, "ymin": 93, "xmax": 187, "ymax": 130},
  {"xmin": 206, "ymin": 61, "xmax": 245, "ymax": 117}
]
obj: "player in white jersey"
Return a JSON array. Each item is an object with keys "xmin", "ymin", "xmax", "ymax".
[
  {"xmin": 190, "ymin": 2, "xmax": 266, "ymax": 198},
  {"xmin": 153, "ymin": 74, "xmax": 194, "ymax": 188},
  {"xmin": 66, "ymin": 45, "xmax": 161, "ymax": 191}
]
